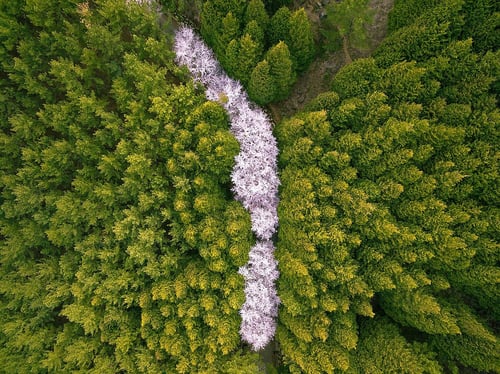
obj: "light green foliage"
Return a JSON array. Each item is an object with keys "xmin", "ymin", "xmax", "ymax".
[
  {"xmin": 244, "ymin": 20, "xmax": 265, "ymax": 49},
  {"xmin": 235, "ymin": 34, "xmax": 262, "ymax": 85},
  {"xmin": 218, "ymin": 12, "xmax": 241, "ymax": 61},
  {"xmin": 275, "ymin": 2, "xmax": 499, "ymax": 369},
  {"xmin": 355, "ymin": 317, "xmax": 443, "ymax": 373},
  {"xmin": 0, "ymin": 1, "xmax": 258, "ymax": 372},
  {"xmin": 245, "ymin": 0, "xmax": 270, "ymax": 31}
]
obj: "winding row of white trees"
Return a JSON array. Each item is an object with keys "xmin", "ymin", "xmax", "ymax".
[{"xmin": 174, "ymin": 27, "xmax": 280, "ymax": 350}]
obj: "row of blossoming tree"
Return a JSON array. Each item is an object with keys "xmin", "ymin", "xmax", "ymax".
[{"xmin": 174, "ymin": 26, "xmax": 281, "ymax": 351}]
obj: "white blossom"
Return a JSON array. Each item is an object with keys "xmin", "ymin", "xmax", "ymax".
[{"xmin": 174, "ymin": 26, "xmax": 280, "ymax": 350}]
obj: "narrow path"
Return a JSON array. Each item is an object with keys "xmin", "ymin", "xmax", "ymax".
[{"xmin": 270, "ymin": 0, "xmax": 394, "ymax": 122}]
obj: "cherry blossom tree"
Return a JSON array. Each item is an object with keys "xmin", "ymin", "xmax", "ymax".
[{"xmin": 174, "ymin": 26, "xmax": 280, "ymax": 350}]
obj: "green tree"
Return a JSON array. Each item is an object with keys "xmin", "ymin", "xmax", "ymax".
[
  {"xmin": 356, "ymin": 317, "xmax": 443, "ymax": 373},
  {"xmin": 288, "ymin": 8, "xmax": 315, "ymax": 72},
  {"xmin": 0, "ymin": 1, "xmax": 259, "ymax": 372},
  {"xmin": 266, "ymin": 41, "xmax": 295, "ymax": 101},
  {"xmin": 225, "ymin": 38, "xmax": 241, "ymax": 78},
  {"xmin": 200, "ymin": 0, "xmax": 246, "ymax": 57},
  {"xmin": 263, "ymin": 0, "xmax": 292, "ymax": 14},
  {"xmin": 235, "ymin": 34, "xmax": 261, "ymax": 85},
  {"xmin": 243, "ymin": 20, "xmax": 265, "ymax": 49},
  {"xmin": 325, "ymin": 0, "xmax": 375, "ymax": 64},
  {"xmin": 245, "ymin": 0, "xmax": 270, "ymax": 32},
  {"xmin": 248, "ymin": 60, "xmax": 276, "ymax": 105},
  {"xmin": 274, "ymin": 6, "xmax": 499, "ymax": 368},
  {"xmin": 374, "ymin": 0, "xmax": 464, "ymax": 67},
  {"xmin": 269, "ymin": 6, "xmax": 291, "ymax": 46},
  {"xmin": 218, "ymin": 12, "xmax": 241, "ymax": 58}
]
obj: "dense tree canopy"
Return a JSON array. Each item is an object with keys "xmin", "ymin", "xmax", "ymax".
[
  {"xmin": 199, "ymin": 0, "xmax": 315, "ymax": 105},
  {"xmin": 275, "ymin": 0, "xmax": 499, "ymax": 372},
  {"xmin": 0, "ymin": 1, "xmax": 259, "ymax": 372},
  {"xmin": 0, "ymin": 0, "xmax": 498, "ymax": 373}
]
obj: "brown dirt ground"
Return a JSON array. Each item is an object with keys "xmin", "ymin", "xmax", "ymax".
[{"xmin": 268, "ymin": 0, "xmax": 394, "ymax": 122}]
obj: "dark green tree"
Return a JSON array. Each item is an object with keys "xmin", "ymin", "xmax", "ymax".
[
  {"xmin": 263, "ymin": 0, "xmax": 292, "ymax": 14},
  {"xmin": 269, "ymin": 6, "xmax": 291, "ymax": 48},
  {"xmin": 225, "ymin": 38, "xmax": 241, "ymax": 78},
  {"xmin": 288, "ymin": 8, "xmax": 315, "ymax": 72},
  {"xmin": 266, "ymin": 41, "xmax": 295, "ymax": 101},
  {"xmin": 248, "ymin": 60, "xmax": 276, "ymax": 105}
]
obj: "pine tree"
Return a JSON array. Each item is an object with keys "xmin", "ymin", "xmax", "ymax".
[
  {"xmin": 274, "ymin": 7, "xmax": 499, "ymax": 367},
  {"xmin": 248, "ymin": 60, "xmax": 276, "ymax": 105},
  {"xmin": 245, "ymin": 0, "xmax": 270, "ymax": 32},
  {"xmin": 218, "ymin": 12, "xmax": 241, "ymax": 61},
  {"xmin": 288, "ymin": 8, "xmax": 315, "ymax": 72},
  {"xmin": 243, "ymin": 20, "xmax": 265, "ymax": 49},
  {"xmin": 269, "ymin": 6, "xmax": 291, "ymax": 46},
  {"xmin": 0, "ymin": 2, "xmax": 258, "ymax": 372},
  {"xmin": 225, "ymin": 38, "xmax": 241, "ymax": 78},
  {"xmin": 266, "ymin": 41, "xmax": 295, "ymax": 101},
  {"xmin": 235, "ymin": 34, "xmax": 261, "ymax": 85}
]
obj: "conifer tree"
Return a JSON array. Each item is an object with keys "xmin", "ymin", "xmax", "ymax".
[
  {"xmin": 243, "ymin": 20, "xmax": 265, "ymax": 49},
  {"xmin": 266, "ymin": 41, "xmax": 295, "ymax": 101},
  {"xmin": 248, "ymin": 60, "xmax": 276, "ymax": 105},
  {"xmin": 245, "ymin": 0, "xmax": 270, "ymax": 32},
  {"xmin": 269, "ymin": 6, "xmax": 291, "ymax": 46},
  {"xmin": 263, "ymin": 0, "xmax": 292, "ymax": 13},
  {"xmin": 274, "ymin": 2, "xmax": 499, "ymax": 368},
  {"xmin": 218, "ymin": 12, "xmax": 241, "ymax": 61},
  {"xmin": 288, "ymin": 8, "xmax": 315, "ymax": 72},
  {"xmin": 235, "ymin": 34, "xmax": 261, "ymax": 85},
  {"xmin": 0, "ymin": 1, "xmax": 259, "ymax": 372},
  {"xmin": 225, "ymin": 38, "xmax": 241, "ymax": 78}
]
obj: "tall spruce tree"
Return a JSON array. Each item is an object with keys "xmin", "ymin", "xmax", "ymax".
[
  {"xmin": 235, "ymin": 33, "xmax": 261, "ymax": 85},
  {"xmin": 288, "ymin": 8, "xmax": 315, "ymax": 72},
  {"xmin": 269, "ymin": 6, "xmax": 292, "ymax": 46},
  {"xmin": 248, "ymin": 59, "xmax": 276, "ymax": 105},
  {"xmin": 266, "ymin": 41, "xmax": 295, "ymax": 101},
  {"xmin": 245, "ymin": 0, "xmax": 270, "ymax": 32}
]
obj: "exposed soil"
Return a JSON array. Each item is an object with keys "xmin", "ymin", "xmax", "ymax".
[{"xmin": 268, "ymin": 0, "xmax": 394, "ymax": 122}]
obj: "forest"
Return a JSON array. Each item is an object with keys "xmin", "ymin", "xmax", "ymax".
[{"xmin": 0, "ymin": 0, "xmax": 498, "ymax": 373}]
